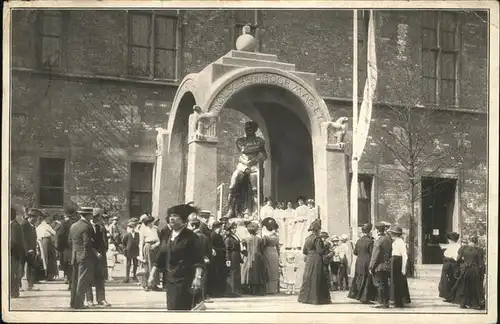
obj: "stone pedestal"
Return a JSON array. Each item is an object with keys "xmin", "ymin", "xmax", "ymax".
[
  {"xmin": 322, "ymin": 145, "xmax": 350, "ymax": 237},
  {"xmin": 184, "ymin": 139, "xmax": 218, "ymax": 214}
]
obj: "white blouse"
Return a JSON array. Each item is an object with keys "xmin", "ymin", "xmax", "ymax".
[
  {"xmin": 442, "ymin": 242, "xmax": 461, "ymax": 261},
  {"xmin": 36, "ymin": 221, "xmax": 56, "ymax": 239},
  {"xmin": 392, "ymin": 237, "xmax": 408, "ymax": 272}
]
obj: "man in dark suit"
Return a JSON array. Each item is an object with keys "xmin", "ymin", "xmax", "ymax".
[
  {"xmin": 369, "ymin": 222, "xmax": 393, "ymax": 308},
  {"xmin": 10, "ymin": 208, "xmax": 25, "ymax": 299},
  {"xmin": 59, "ymin": 208, "xmax": 77, "ymax": 290},
  {"xmin": 86, "ymin": 210, "xmax": 111, "ymax": 307},
  {"xmin": 69, "ymin": 207, "xmax": 99, "ymax": 309},
  {"xmin": 21, "ymin": 209, "xmax": 39, "ymax": 291},
  {"xmin": 122, "ymin": 219, "xmax": 140, "ymax": 283}
]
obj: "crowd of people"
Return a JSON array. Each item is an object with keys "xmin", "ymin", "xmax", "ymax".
[{"xmin": 9, "ymin": 197, "xmax": 487, "ymax": 311}]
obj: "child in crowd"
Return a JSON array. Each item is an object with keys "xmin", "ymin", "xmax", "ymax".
[
  {"xmin": 106, "ymin": 239, "xmax": 119, "ymax": 281},
  {"xmin": 282, "ymin": 251, "xmax": 298, "ymax": 295}
]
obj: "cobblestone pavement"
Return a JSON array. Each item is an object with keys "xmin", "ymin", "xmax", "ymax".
[{"xmin": 8, "ymin": 255, "xmax": 486, "ymax": 314}]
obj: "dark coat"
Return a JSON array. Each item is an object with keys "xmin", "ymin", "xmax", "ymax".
[
  {"xmin": 21, "ymin": 220, "xmax": 37, "ymax": 252},
  {"xmin": 224, "ymin": 234, "xmax": 242, "ymax": 267},
  {"xmin": 68, "ymin": 218, "xmax": 97, "ymax": 264},
  {"xmin": 90, "ymin": 223, "xmax": 108, "ymax": 281},
  {"xmin": 353, "ymin": 235, "xmax": 374, "ymax": 274},
  {"xmin": 154, "ymin": 227, "xmax": 204, "ymax": 310},
  {"xmin": 211, "ymin": 232, "xmax": 225, "ymax": 262},
  {"xmin": 59, "ymin": 218, "xmax": 76, "ymax": 265},
  {"xmin": 369, "ymin": 234, "xmax": 392, "ymax": 273},
  {"xmin": 122, "ymin": 232, "xmax": 140, "ymax": 257},
  {"xmin": 10, "ymin": 219, "xmax": 25, "ymax": 261},
  {"xmin": 194, "ymin": 229, "xmax": 211, "ymax": 266},
  {"xmin": 159, "ymin": 225, "xmax": 172, "ymax": 244}
]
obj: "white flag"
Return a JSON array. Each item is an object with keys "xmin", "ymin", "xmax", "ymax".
[{"xmin": 355, "ymin": 10, "xmax": 378, "ymax": 160}]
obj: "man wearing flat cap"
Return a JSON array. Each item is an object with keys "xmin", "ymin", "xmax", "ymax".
[
  {"xmin": 369, "ymin": 222, "xmax": 393, "ymax": 308},
  {"xmin": 69, "ymin": 207, "xmax": 100, "ymax": 309},
  {"xmin": 148, "ymin": 204, "xmax": 204, "ymax": 310}
]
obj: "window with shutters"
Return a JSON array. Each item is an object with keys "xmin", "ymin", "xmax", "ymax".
[
  {"xmin": 38, "ymin": 10, "xmax": 63, "ymax": 68},
  {"xmin": 233, "ymin": 10, "xmax": 260, "ymax": 50},
  {"xmin": 421, "ymin": 11, "xmax": 460, "ymax": 106},
  {"xmin": 128, "ymin": 11, "xmax": 179, "ymax": 80},
  {"xmin": 129, "ymin": 162, "xmax": 154, "ymax": 218},
  {"xmin": 39, "ymin": 158, "xmax": 65, "ymax": 208}
]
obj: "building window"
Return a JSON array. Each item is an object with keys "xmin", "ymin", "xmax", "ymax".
[
  {"xmin": 129, "ymin": 162, "xmax": 154, "ymax": 218},
  {"xmin": 39, "ymin": 158, "xmax": 65, "ymax": 208},
  {"xmin": 233, "ymin": 10, "xmax": 260, "ymax": 49},
  {"xmin": 421, "ymin": 11, "xmax": 460, "ymax": 106},
  {"xmin": 38, "ymin": 10, "xmax": 63, "ymax": 68},
  {"xmin": 128, "ymin": 11, "xmax": 179, "ymax": 80}
]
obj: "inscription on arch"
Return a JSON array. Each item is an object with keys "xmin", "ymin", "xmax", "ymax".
[{"xmin": 208, "ymin": 73, "xmax": 327, "ymax": 123}]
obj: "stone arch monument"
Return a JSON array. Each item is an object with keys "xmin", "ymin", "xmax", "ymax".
[{"xmin": 152, "ymin": 29, "xmax": 350, "ymax": 236}]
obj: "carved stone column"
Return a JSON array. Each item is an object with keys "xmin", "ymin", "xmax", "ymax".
[
  {"xmin": 152, "ymin": 130, "xmax": 179, "ymax": 218},
  {"xmin": 322, "ymin": 144, "xmax": 350, "ymax": 237},
  {"xmin": 318, "ymin": 120, "xmax": 350, "ymax": 237},
  {"xmin": 184, "ymin": 119, "xmax": 219, "ymax": 214}
]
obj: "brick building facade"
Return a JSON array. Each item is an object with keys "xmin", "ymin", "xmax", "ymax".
[{"xmin": 9, "ymin": 9, "xmax": 488, "ymax": 263}]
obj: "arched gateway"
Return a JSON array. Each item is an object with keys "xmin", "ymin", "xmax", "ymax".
[{"xmin": 152, "ymin": 46, "xmax": 350, "ymax": 236}]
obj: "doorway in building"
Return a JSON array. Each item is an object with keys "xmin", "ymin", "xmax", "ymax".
[
  {"xmin": 421, "ymin": 177, "xmax": 457, "ymax": 264},
  {"xmin": 257, "ymin": 102, "xmax": 314, "ymax": 203}
]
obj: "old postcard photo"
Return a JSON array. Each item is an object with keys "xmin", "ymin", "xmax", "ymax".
[{"xmin": 2, "ymin": 1, "xmax": 498, "ymax": 323}]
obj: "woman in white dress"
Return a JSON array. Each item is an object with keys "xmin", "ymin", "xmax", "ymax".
[
  {"xmin": 284, "ymin": 202, "xmax": 295, "ymax": 249},
  {"xmin": 292, "ymin": 197, "xmax": 309, "ymax": 249}
]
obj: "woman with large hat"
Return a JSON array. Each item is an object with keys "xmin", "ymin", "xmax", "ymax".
[
  {"xmin": 241, "ymin": 221, "xmax": 266, "ymax": 295},
  {"xmin": 297, "ymin": 218, "xmax": 331, "ymax": 305},
  {"xmin": 261, "ymin": 217, "xmax": 280, "ymax": 294},
  {"xmin": 139, "ymin": 215, "xmax": 161, "ymax": 291},
  {"xmin": 348, "ymin": 223, "xmax": 377, "ymax": 304},
  {"xmin": 388, "ymin": 225, "xmax": 411, "ymax": 308},
  {"xmin": 148, "ymin": 204, "xmax": 204, "ymax": 310}
]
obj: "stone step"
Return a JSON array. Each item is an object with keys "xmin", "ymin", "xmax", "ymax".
[{"xmin": 219, "ymin": 56, "xmax": 296, "ymax": 71}]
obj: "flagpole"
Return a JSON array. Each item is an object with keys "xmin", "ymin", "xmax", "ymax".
[{"xmin": 350, "ymin": 9, "xmax": 359, "ymax": 242}]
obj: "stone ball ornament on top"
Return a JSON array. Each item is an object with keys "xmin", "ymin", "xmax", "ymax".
[{"xmin": 236, "ymin": 25, "xmax": 258, "ymax": 52}]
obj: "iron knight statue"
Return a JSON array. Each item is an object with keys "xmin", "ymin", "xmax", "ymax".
[{"xmin": 225, "ymin": 121, "xmax": 268, "ymax": 219}]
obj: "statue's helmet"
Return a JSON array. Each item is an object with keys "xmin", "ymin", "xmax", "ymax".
[{"xmin": 245, "ymin": 121, "xmax": 258, "ymax": 131}]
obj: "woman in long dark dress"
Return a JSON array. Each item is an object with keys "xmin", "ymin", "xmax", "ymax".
[
  {"xmin": 438, "ymin": 232, "xmax": 461, "ymax": 300},
  {"xmin": 447, "ymin": 236, "xmax": 485, "ymax": 310},
  {"xmin": 298, "ymin": 219, "xmax": 331, "ymax": 305},
  {"xmin": 224, "ymin": 222, "xmax": 243, "ymax": 297},
  {"xmin": 388, "ymin": 226, "xmax": 411, "ymax": 308},
  {"xmin": 348, "ymin": 223, "xmax": 377, "ymax": 304}
]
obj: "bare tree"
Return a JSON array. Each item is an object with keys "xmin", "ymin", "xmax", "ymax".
[{"xmin": 365, "ymin": 64, "xmax": 471, "ymax": 276}]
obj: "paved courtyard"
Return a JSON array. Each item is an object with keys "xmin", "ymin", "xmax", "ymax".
[{"xmin": 8, "ymin": 255, "xmax": 486, "ymax": 314}]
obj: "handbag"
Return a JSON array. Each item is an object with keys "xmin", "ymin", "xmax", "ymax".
[
  {"xmin": 191, "ymin": 284, "xmax": 207, "ymax": 311},
  {"xmin": 136, "ymin": 261, "xmax": 147, "ymax": 277}
]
